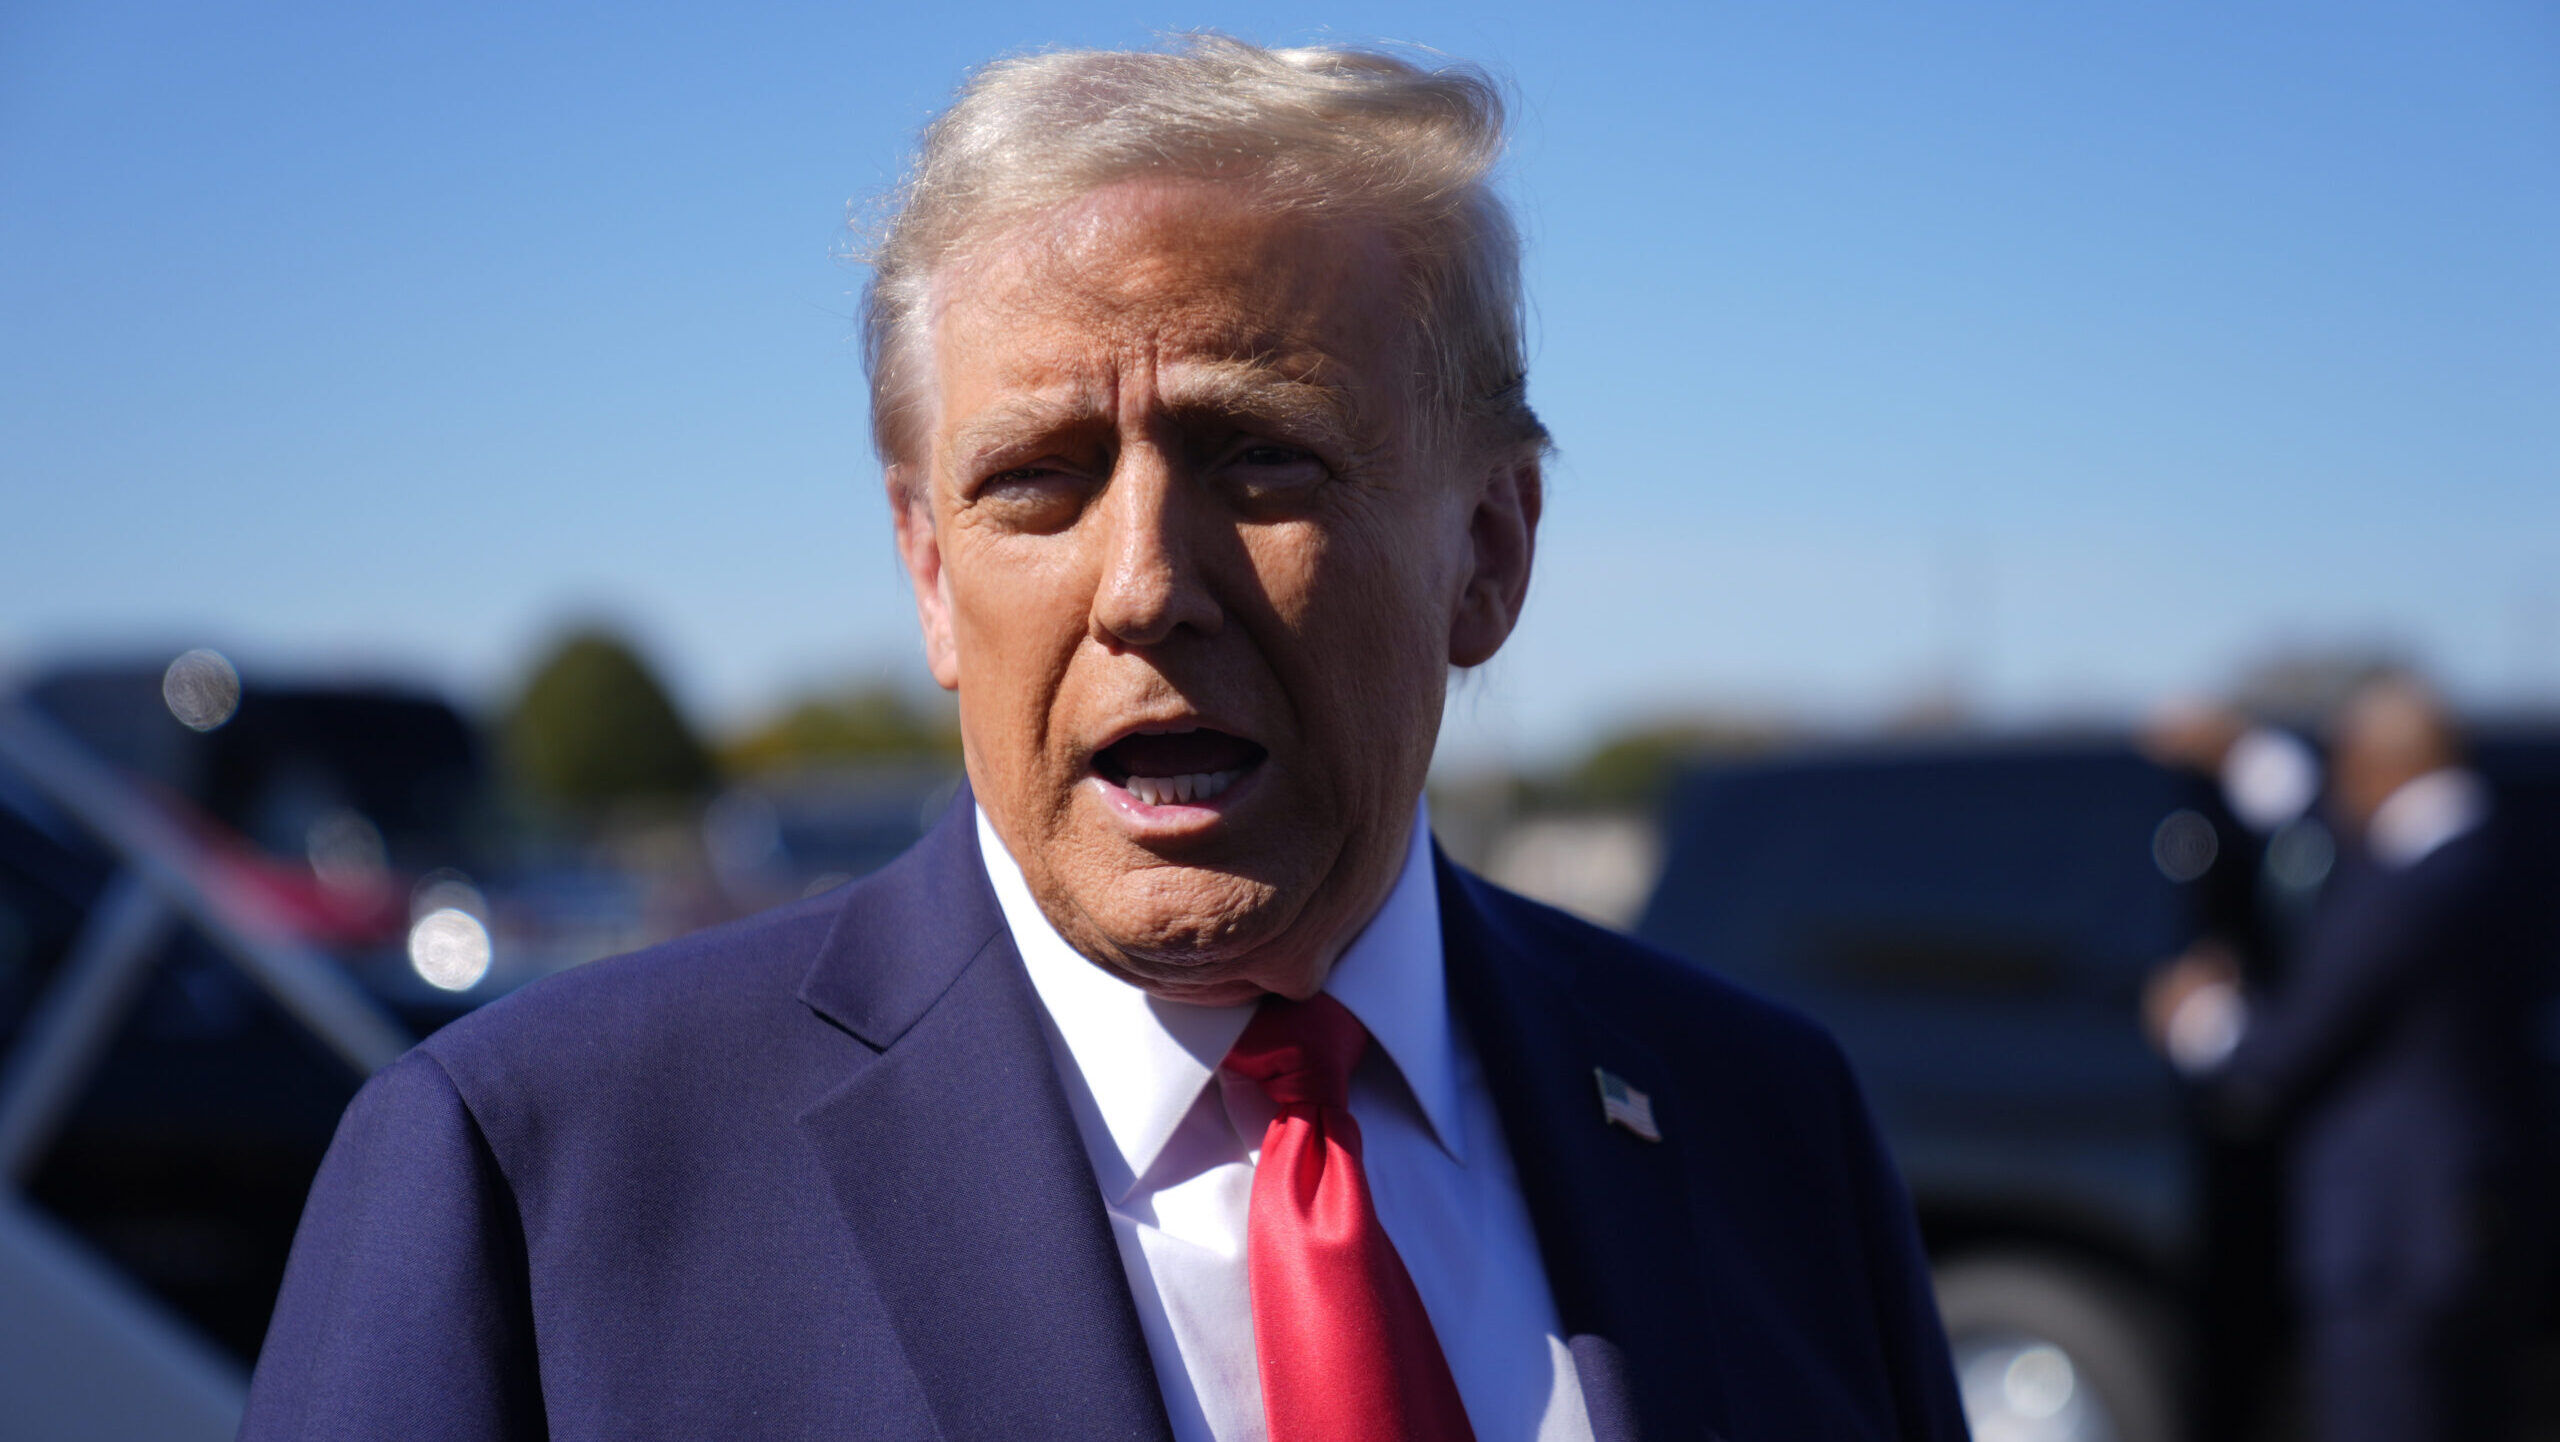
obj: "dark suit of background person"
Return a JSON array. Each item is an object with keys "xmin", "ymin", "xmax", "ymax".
[
  {"xmin": 238, "ymin": 790, "xmax": 1967, "ymax": 1441},
  {"xmin": 2153, "ymin": 679, "xmax": 2545, "ymax": 1442}
]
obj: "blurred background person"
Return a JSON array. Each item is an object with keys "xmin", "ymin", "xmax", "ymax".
[
  {"xmin": 2138, "ymin": 696, "xmax": 2321, "ymax": 1442},
  {"xmin": 2147, "ymin": 675, "xmax": 2548, "ymax": 1442}
]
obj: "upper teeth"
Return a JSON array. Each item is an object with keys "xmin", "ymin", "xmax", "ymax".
[{"xmin": 1125, "ymin": 770, "xmax": 1242, "ymax": 807}]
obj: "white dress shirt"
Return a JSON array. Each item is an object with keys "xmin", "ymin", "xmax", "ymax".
[
  {"xmin": 979, "ymin": 802, "xmax": 1593, "ymax": 1442},
  {"xmin": 2366, "ymin": 766, "xmax": 2490, "ymax": 871}
]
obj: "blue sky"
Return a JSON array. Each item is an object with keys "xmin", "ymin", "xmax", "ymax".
[{"xmin": 4, "ymin": 0, "xmax": 2555, "ymax": 764}]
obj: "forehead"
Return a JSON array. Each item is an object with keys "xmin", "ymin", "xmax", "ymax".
[{"xmin": 928, "ymin": 181, "xmax": 1407, "ymax": 415}]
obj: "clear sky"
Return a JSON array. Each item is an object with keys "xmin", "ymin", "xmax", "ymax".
[{"xmin": 5, "ymin": 0, "xmax": 2555, "ymax": 765}]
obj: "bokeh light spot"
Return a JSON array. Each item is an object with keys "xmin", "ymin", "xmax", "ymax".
[
  {"xmin": 2268, "ymin": 818, "xmax": 2337, "ymax": 891},
  {"xmin": 2002, "ymin": 1344, "xmax": 2076, "ymax": 1421},
  {"xmin": 307, "ymin": 808, "xmax": 388, "ymax": 889},
  {"xmin": 162, "ymin": 649, "xmax": 241, "ymax": 732},
  {"xmin": 2151, "ymin": 809, "xmax": 2219, "ymax": 883},
  {"xmin": 408, "ymin": 907, "xmax": 492, "ymax": 991}
]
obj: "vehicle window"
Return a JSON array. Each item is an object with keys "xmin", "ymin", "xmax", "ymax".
[{"xmin": 1641, "ymin": 749, "xmax": 2206, "ymax": 1001}]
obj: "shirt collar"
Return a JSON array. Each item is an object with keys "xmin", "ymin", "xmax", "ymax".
[
  {"xmin": 2367, "ymin": 766, "xmax": 2491, "ymax": 870},
  {"xmin": 1320, "ymin": 803, "xmax": 1463, "ymax": 1165},
  {"xmin": 982, "ymin": 799, "xmax": 1463, "ymax": 1200}
]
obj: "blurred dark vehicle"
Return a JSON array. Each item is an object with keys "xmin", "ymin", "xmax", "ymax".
[
  {"xmin": 1637, "ymin": 734, "xmax": 2560, "ymax": 1442},
  {"xmin": 0, "ymin": 695, "xmax": 412, "ymax": 1438},
  {"xmin": 27, "ymin": 665, "xmax": 485, "ymax": 872},
  {"xmin": 11, "ymin": 666, "xmax": 493, "ymax": 1362},
  {"xmin": 0, "ymin": 662, "xmax": 952, "ymax": 1434},
  {"xmin": 23, "ymin": 663, "xmax": 513, "ymax": 1024}
]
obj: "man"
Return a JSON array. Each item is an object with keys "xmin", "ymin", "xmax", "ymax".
[
  {"xmin": 2137, "ymin": 698, "xmax": 2312, "ymax": 1442},
  {"xmin": 2148, "ymin": 676, "xmax": 2544, "ymax": 1442},
  {"xmin": 243, "ymin": 37, "xmax": 1965, "ymax": 1441}
]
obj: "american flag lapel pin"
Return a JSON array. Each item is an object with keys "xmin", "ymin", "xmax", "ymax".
[{"xmin": 1594, "ymin": 1068, "xmax": 1661, "ymax": 1142}]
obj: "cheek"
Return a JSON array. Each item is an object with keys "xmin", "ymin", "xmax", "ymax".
[
  {"xmin": 1248, "ymin": 507, "xmax": 1457, "ymax": 712},
  {"xmin": 940, "ymin": 524, "xmax": 1097, "ymax": 748},
  {"xmin": 1259, "ymin": 490, "xmax": 1447, "ymax": 606},
  {"xmin": 944, "ymin": 520, "xmax": 1090, "ymax": 651},
  {"xmin": 1323, "ymin": 497, "xmax": 1461, "ymax": 633}
]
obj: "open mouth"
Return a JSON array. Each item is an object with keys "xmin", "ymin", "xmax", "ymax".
[{"xmin": 1091, "ymin": 727, "xmax": 1269, "ymax": 808}]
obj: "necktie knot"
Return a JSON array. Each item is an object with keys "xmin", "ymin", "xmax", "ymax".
[{"xmin": 1225, "ymin": 992, "xmax": 1368, "ymax": 1111}]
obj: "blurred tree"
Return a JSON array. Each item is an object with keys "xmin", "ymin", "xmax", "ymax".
[
  {"xmin": 722, "ymin": 683, "xmax": 961, "ymax": 774},
  {"xmin": 503, "ymin": 629, "xmax": 715, "ymax": 810}
]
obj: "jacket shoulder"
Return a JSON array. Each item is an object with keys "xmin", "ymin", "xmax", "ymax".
[
  {"xmin": 410, "ymin": 890, "xmax": 853, "ymax": 1157},
  {"xmin": 1457, "ymin": 869, "xmax": 1857, "ymax": 1099},
  {"xmin": 427, "ymin": 889, "xmax": 836, "ymax": 1059}
]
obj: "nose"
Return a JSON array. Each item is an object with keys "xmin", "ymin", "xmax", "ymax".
[{"xmin": 1090, "ymin": 448, "xmax": 1223, "ymax": 649}]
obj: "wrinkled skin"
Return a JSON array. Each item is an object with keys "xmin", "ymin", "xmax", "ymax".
[{"xmin": 890, "ymin": 180, "xmax": 1539, "ymax": 1004}]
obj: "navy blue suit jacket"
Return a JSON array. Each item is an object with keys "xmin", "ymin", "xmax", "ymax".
[
  {"xmin": 242, "ymin": 796, "xmax": 1965, "ymax": 1440},
  {"xmin": 2210, "ymin": 822, "xmax": 2544, "ymax": 1311}
]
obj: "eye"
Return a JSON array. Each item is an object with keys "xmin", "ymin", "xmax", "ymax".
[
  {"xmin": 986, "ymin": 463, "xmax": 1063, "ymax": 487},
  {"xmin": 969, "ymin": 461, "xmax": 1091, "ymax": 533},
  {"xmin": 1218, "ymin": 439, "xmax": 1329, "ymax": 503}
]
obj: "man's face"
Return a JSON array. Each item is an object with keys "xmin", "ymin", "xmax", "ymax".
[
  {"xmin": 893, "ymin": 181, "xmax": 1535, "ymax": 1003},
  {"xmin": 2328, "ymin": 688, "xmax": 2450, "ymax": 833}
]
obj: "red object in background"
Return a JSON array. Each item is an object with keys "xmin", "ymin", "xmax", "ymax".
[
  {"xmin": 149, "ymin": 792, "xmax": 409, "ymax": 950},
  {"xmin": 200, "ymin": 846, "xmax": 407, "ymax": 949}
]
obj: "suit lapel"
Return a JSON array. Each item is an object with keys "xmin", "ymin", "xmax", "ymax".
[
  {"xmin": 1438, "ymin": 853, "xmax": 1733, "ymax": 1442},
  {"xmin": 787, "ymin": 803, "xmax": 1716, "ymax": 1441},
  {"xmin": 797, "ymin": 793, "xmax": 1173, "ymax": 1442}
]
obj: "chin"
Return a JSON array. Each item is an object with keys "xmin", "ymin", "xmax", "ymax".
[
  {"xmin": 1091, "ymin": 861, "xmax": 1292, "ymax": 964},
  {"xmin": 1121, "ymin": 865, "xmax": 1290, "ymax": 952}
]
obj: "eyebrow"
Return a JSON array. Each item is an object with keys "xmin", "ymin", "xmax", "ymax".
[
  {"xmin": 948, "ymin": 393, "xmax": 1096, "ymax": 466},
  {"xmin": 1158, "ymin": 360, "xmax": 1372, "ymax": 454},
  {"xmin": 944, "ymin": 359, "xmax": 1377, "ymax": 467}
]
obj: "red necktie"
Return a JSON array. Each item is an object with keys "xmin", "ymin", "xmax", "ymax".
[{"xmin": 1224, "ymin": 993, "xmax": 1477, "ymax": 1442}]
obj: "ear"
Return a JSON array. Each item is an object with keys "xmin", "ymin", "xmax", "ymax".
[
  {"xmin": 1447, "ymin": 451, "xmax": 1541, "ymax": 668},
  {"xmin": 889, "ymin": 464, "xmax": 963, "ymax": 691}
]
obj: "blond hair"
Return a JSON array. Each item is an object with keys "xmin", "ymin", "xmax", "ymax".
[{"xmin": 860, "ymin": 34, "xmax": 1545, "ymax": 484}]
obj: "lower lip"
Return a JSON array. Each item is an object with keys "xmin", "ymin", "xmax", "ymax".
[{"xmin": 1090, "ymin": 763, "xmax": 1265, "ymax": 836}]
